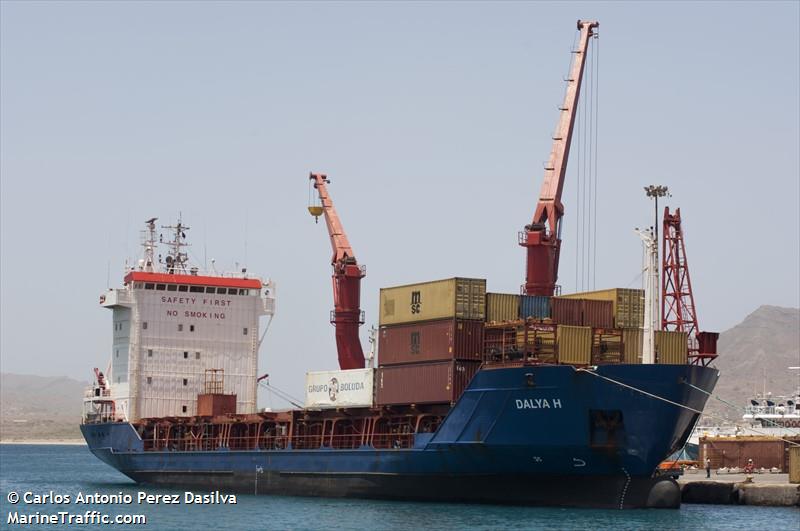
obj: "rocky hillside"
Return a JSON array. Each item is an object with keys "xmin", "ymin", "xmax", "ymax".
[
  {"xmin": 0, "ymin": 373, "xmax": 87, "ymax": 441},
  {"xmin": 704, "ymin": 305, "xmax": 799, "ymax": 421}
]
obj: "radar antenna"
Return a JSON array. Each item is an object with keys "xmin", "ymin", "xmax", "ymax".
[{"xmin": 162, "ymin": 216, "xmax": 191, "ymax": 274}]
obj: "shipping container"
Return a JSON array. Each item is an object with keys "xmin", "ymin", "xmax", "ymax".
[
  {"xmin": 485, "ymin": 293, "xmax": 520, "ymax": 323},
  {"xmin": 622, "ymin": 328, "xmax": 643, "ymax": 364},
  {"xmin": 551, "ymin": 298, "xmax": 613, "ymax": 328},
  {"xmin": 591, "ymin": 329, "xmax": 623, "ymax": 365},
  {"xmin": 378, "ymin": 319, "xmax": 484, "ymax": 365},
  {"xmin": 379, "ymin": 278, "xmax": 486, "ymax": 326},
  {"xmin": 699, "ymin": 436, "xmax": 794, "ymax": 470},
  {"xmin": 305, "ymin": 368, "xmax": 374, "ymax": 409},
  {"xmin": 790, "ymin": 446, "xmax": 800, "ymax": 484},
  {"xmin": 520, "ymin": 295, "xmax": 551, "ymax": 320},
  {"xmin": 376, "ymin": 360, "xmax": 481, "ymax": 405},
  {"xmin": 655, "ymin": 330, "xmax": 688, "ymax": 364},
  {"xmin": 557, "ymin": 325, "xmax": 592, "ymax": 365},
  {"xmin": 559, "ymin": 288, "xmax": 644, "ymax": 328}
]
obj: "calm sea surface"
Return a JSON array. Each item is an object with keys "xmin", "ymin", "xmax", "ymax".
[{"xmin": 0, "ymin": 444, "xmax": 797, "ymax": 530}]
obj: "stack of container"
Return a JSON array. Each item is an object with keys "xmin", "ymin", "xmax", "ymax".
[
  {"xmin": 483, "ymin": 293, "xmax": 554, "ymax": 364},
  {"xmin": 376, "ymin": 278, "xmax": 485, "ymax": 405},
  {"xmin": 555, "ymin": 288, "xmax": 645, "ymax": 365}
]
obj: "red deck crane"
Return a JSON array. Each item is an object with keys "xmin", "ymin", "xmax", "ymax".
[
  {"xmin": 661, "ymin": 207, "xmax": 718, "ymax": 366},
  {"xmin": 308, "ymin": 173, "xmax": 366, "ymax": 370},
  {"xmin": 520, "ymin": 20, "xmax": 599, "ymax": 296}
]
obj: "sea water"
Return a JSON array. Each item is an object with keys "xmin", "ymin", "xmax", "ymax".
[{"xmin": 0, "ymin": 444, "xmax": 797, "ymax": 530}]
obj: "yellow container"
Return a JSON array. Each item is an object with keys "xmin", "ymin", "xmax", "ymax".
[
  {"xmin": 789, "ymin": 446, "xmax": 800, "ymax": 484},
  {"xmin": 559, "ymin": 288, "xmax": 644, "ymax": 328},
  {"xmin": 622, "ymin": 328, "xmax": 643, "ymax": 364},
  {"xmin": 379, "ymin": 278, "xmax": 486, "ymax": 326},
  {"xmin": 655, "ymin": 330, "xmax": 688, "ymax": 364},
  {"xmin": 557, "ymin": 325, "xmax": 592, "ymax": 365},
  {"xmin": 486, "ymin": 293, "xmax": 520, "ymax": 323}
]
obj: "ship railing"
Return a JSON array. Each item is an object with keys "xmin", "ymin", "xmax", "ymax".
[
  {"xmin": 141, "ymin": 433, "xmax": 415, "ymax": 452},
  {"xmin": 84, "ymin": 386, "xmax": 112, "ymax": 399}
]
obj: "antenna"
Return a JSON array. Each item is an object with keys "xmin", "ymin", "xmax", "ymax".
[
  {"xmin": 141, "ymin": 218, "xmax": 158, "ymax": 272},
  {"xmin": 161, "ymin": 215, "xmax": 191, "ymax": 274}
]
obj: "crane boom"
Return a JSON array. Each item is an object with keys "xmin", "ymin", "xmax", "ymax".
[
  {"xmin": 520, "ymin": 20, "xmax": 598, "ymax": 296},
  {"xmin": 309, "ymin": 173, "xmax": 366, "ymax": 370}
]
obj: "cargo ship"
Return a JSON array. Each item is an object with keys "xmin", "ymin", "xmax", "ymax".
[{"xmin": 81, "ymin": 20, "xmax": 721, "ymax": 508}]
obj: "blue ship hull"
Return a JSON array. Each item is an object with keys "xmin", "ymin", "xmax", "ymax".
[{"xmin": 82, "ymin": 363, "xmax": 718, "ymax": 508}]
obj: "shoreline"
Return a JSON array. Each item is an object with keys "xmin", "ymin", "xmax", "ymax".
[{"xmin": 0, "ymin": 439, "xmax": 86, "ymax": 445}]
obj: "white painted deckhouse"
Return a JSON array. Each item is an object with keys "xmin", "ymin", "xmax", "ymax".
[{"xmin": 88, "ymin": 218, "xmax": 275, "ymax": 422}]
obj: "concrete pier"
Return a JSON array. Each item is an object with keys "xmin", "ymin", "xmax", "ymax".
[{"xmin": 679, "ymin": 473, "xmax": 800, "ymax": 507}]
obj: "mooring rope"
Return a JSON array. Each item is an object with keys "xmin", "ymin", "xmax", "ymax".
[{"xmin": 575, "ymin": 367, "xmax": 800, "ymax": 446}]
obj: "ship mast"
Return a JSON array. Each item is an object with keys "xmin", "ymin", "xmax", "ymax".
[{"xmin": 161, "ymin": 217, "xmax": 191, "ymax": 274}]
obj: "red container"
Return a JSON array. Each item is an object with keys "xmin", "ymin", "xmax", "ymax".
[
  {"xmin": 376, "ymin": 360, "xmax": 481, "ymax": 405},
  {"xmin": 551, "ymin": 298, "xmax": 613, "ymax": 328},
  {"xmin": 378, "ymin": 319, "xmax": 484, "ymax": 365},
  {"xmin": 197, "ymin": 394, "xmax": 237, "ymax": 416},
  {"xmin": 700, "ymin": 437, "xmax": 793, "ymax": 470}
]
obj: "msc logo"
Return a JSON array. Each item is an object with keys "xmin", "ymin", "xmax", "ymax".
[{"xmin": 410, "ymin": 291, "xmax": 422, "ymax": 314}]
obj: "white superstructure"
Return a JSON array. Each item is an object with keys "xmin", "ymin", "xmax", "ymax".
[{"xmin": 87, "ymin": 218, "xmax": 275, "ymax": 422}]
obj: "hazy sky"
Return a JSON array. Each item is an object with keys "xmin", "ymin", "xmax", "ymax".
[{"xmin": 1, "ymin": 2, "xmax": 798, "ymax": 402}]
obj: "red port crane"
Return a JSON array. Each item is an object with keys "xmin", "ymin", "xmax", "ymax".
[
  {"xmin": 661, "ymin": 207, "xmax": 718, "ymax": 366},
  {"xmin": 520, "ymin": 20, "xmax": 599, "ymax": 296},
  {"xmin": 309, "ymin": 173, "xmax": 366, "ymax": 370}
]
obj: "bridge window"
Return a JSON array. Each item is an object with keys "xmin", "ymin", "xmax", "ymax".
[
  {"xmin": 156, "ymin": 284, "xmax": 166, "ymax": 291},
  {"xmin": 206, "ymin": 287, "xmax": 216, "ymax": 293},
  {"xmin": 144, "ymin": 283, "xmax": 154, "ymax": 290},
  {"xmin": 189, "ymin": 286, "xmax": 204, "ymax": 293},
  {"xmin": 228, "ymin": 288, "xmax": 238, "ymax": 295},
  {"xmin": 239, "ymin": 289, "xmax": 247, "ymax": 295},
  {"xmin": 167, "ymin": 284, "xmax": 177, "ymax": 292},
  {"xmin": 178, "ymin": 285, "xmax": 188, "ymax": 292}
]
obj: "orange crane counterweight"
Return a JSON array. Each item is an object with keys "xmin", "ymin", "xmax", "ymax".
[
  {"xmin": 309, "ymin": 173, "xmax": 366, "ymax": 370},
  {"xmin": 520, "ymin": 20, "xmax": 598, "ymax": 296}
]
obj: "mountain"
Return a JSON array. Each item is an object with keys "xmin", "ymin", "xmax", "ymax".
[
  {"xmin": 0, "ymin": 373, "xmax": 87, "ymax": 441},
  {"xmin": 704, "ymin": 305, "xmax": 800, "ymax": 421}
]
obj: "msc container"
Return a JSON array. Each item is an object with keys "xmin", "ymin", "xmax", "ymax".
[
  {"xmin": 655, "ymin": 330, "xmax": 689, "ymax": 364},
  {"xmin": 379, "ymin": 278, "xmax": 486, "ymax": 326},
  {"xmin": 376, "ymin": 360, "xmax": 481, "ymax": 405},
  {"xmin": 622, "ymin": 328, "xmax": 643, "ymax": 364},
  {"xmin": 378, "ymin": 319, "xmax": 484, "ymax": 365},
  {"xmin": 305, "ymin": 368, "xmax": 374, "ymax": 409},
  {"xmin": 559, "ymin": 288, "xmax": 644, "ymax": 328},
  {"xmin": 520, "ymin": 295, "xmax": 551, "ymax": 319},
  {"xmin": 557, "ymin": 325, "xmax": 592, "ymax": 365},
  {"xmin": 551, "ymin": 298, "xmax": 613, "ymax": 328},
  {"xmin": 485, "ymin": 293, "xmax": 520, "ymax": 323}
]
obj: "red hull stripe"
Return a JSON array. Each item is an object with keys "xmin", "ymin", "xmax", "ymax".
[{"xmin": 124, "ymin": 271, "xmax": 262, "ymax": 289}]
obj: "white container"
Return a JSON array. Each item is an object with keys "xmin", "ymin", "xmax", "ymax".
[{"xmin": 305, "ymin": 368, "xmax": 374, "ymax": 409}]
